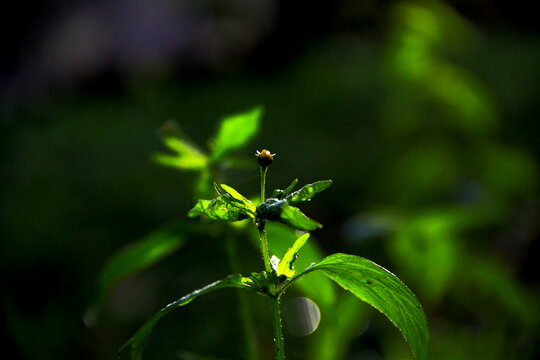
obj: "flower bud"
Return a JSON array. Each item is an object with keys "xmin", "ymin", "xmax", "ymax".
[{"xmin": 256, "ymin": 149, "xmax": 275, "ymax": 168}]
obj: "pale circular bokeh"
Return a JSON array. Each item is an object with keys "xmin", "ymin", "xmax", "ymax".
[{"xmin": 283, "ymin": 297, "xmax": 321, "ymax": 336}]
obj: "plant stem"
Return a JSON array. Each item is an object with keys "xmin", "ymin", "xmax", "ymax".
[
  {"xmin": 259, "ymin": 225, "xmax": 272, "ymax": 275},
  {"xmin": 260, "ymin": 166, "xmax": 267, "ymax": 202},
  {"xmin": 271, "ymin": 296, "xmax": 285, "ymax": 360},
  {"xmin": 259, "ymin": 166, "xmax": 272, "ymax": 275},
  {"xmin": 259, "ymin": 163, "xmax": 285, "ymax": 359}
]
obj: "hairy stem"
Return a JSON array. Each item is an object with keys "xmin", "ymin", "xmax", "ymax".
[
  {"xmin": 272, "ymin": 296, "xmax": 285, "ymax": 360},
  {"xmin": 259, "ymin": 164, "xmax": 285, "ymax": 359},
  {"xmin": 259, "ymin": 165, "xmax": 272, "ymax": 275},
  {"xmin": 260, "ymin": 166, "xmax": 267, "ymax": 202},
  {"xmin": 259, "ymin": 225, "xmax": 272, "ymax": 275}
]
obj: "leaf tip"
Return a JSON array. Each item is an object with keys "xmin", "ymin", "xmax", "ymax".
[{"xmin": 250, "ymin": 105, "xmax": 264, "ymax": 117}]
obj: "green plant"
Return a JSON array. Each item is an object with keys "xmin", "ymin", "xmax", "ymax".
[{"xmin": 117, "ymin": 141, "xmax": 430, "ymax": 359}]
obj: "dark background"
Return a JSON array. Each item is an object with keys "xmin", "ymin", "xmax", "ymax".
[{"xmin": 1, "ymin": 1, "xmax": 539, "ymax": 359}]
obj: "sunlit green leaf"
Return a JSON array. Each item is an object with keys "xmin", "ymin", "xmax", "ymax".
[
  {"xmin": 287, "ymin": 180, "xmax": 332, "ymax": 204},
  {"xmin": 153, "ymin": 125, "xmax": 208, "ymax": 170},
  {"xmin": 288, "ymin": 253, "xmax": 429, "ymax": 360},
  {"xmin": 152, "ymin": 152, "xmax": 206, "ymax": 170},
  {"xmin": 211, "ymin": 107, "xmax": 262, "ymax": 160},
  {"xmin": 162, "ymin": 135, "xmax": 203, "ymax": 159},
  {"xmin": 188, "ymin": 197, "xmax": 251, "ymax": 221},
  {"xmin": 279, "ymin": 203, "xmax": 322, "ymax": 231},
  {"xmin": 97, "ymin": 222, "xmax": 186, "ymax": 305},
  {"xmin": 261, "ymin": 223, "xmax": 336, "ymax": 306},
  {"xmin": 119, "ymin": 274, "xmax": 259, "ymax": 360},
  {"xmin": 215, "ymin": 183, "xmax": 257, "ymax": 215},
  {"xmin": 257, "ymin": 199, "xmax": 321, "ymax": 230},
  {"xmin": 276, "ymin": 233, "xmax": 310, "ymax": 278}
]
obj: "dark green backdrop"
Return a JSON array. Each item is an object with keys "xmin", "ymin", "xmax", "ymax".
[{"xmin": 1, "ymin": 1, "xmax": 539, "ymax": 359}]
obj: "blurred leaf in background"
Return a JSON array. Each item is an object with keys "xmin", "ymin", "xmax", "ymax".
[
  {"xmin": 343, "ymin": 1, "xmax": 540, "ymax": 359},
  {"xmin": 153, "ymin": 106, "xmax": 263, "ymax": 198}
]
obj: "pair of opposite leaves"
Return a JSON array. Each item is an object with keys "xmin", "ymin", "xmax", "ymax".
[
  {"xmin": 121, "ymin": 178, "xmax": 429, "ymax": 360},
  {"xmin": 188, "ymin": 178, "xmax": 332, "ymax": 231}
]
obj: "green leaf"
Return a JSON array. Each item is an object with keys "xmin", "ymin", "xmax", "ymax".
[
  {"xmin": 153, "ymin": 125, "xmax": 208, "ymax": 170},
  {"xmin": 283, "ymin": 178, "xmax": 299, "ymax": 196},
  {"xmin": 276, "ymin": 233, "xmax": 310, "ymax": 278},
  {"xmin": 287, "ymin": 180, "xmax": 332, "ymax": 204},
  {"xmin": 119, "ymin": 274, "xmax": 259, "ymax": 360},
  {"xmin": 211, "ymin": 107, "xmax": 262, "ymax": 160},
  {"xmin": 272, "ymin": 178, "xmax": 299, "ymax": 199},
  {"xmin": 189, "ymin": 183, "xmax": 257, "ymax": 222},
  {"xmin": 96, "ymin": 222, "xmax": 186, "ymax": 305},
  {"xmin": 152, "ymin": 152, "xmax": 206, "ymax": 170},
  {"xmin": 259, "ymin": 223, "xmax": 336, "ymax": 306},
  {"xmin": 288, "ymin": 253, "xmax": 429, "ymax": 360},
  {"xmin": 215, "ymin": 183, "xmax": 256, "ymax": 215},
  {"xmin": 279, "ymin": 202, "xmax": 322, "ymax": 231},
  {"xmin": 188, "ymin": 197, "xmax": 251, "ymax": 221},
  {"xmin": 248, "ymin": 271, "xmax": 271, "ymax": 291}
]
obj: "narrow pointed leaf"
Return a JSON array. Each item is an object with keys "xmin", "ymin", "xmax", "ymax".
[
  {"xmin": 272, "ymin": 178, "xmax": 299, "ymax": 199},
  {"xmin": 288, "ymin": 253, "xmax": 429, "ymax": 360},
  {"xmin": 153, "ymin": 125, "xmax": 208, "ymax": 170},
  {"xmin": 151, "ymin": 151, "xmax": 207, "ymax": 170},
  {"xmin": 188, "ymin": 197, "xmax": 250, "ymax": 221},
  {"xmin": 276, "ymin": 233, "xmax": 310, "ymax": 278},
  {"xmin": 287, "ymin": 180, "xmax": 333, "ymax": 204},
  {"xmin": 215, "ymin": 183, "xmax": 256, "ymax": 215},
  {"xmin": 96, "ymin": 222, "xmax": 186, "ymax": 305},
  {"xmin": 211, "ymin": 107, "xmax": 262, "ymax": 160},
  {"xmin": 253, "ymin": 223, "xmax": 337, "ymax": 306},
  {"xmin": 119, "ymin": 274, "xmax": 259, "ymax": 360},
  {"xmin": 279, "ymin": 203, "xmax": 322, "ymax": 231},
  {"xmin": 162, "ymin": 133, "xmax": 204, "ymax": 156},
  {"xmin": 283, "ymin": 178, "xmax": 299, "ymax": 197}
]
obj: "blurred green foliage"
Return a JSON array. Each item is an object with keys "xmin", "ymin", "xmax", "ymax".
[{"xmin": 1, "ymin": 0, "xmax": 539, "ymax": 359}]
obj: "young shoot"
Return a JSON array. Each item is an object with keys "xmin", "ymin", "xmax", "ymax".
[{"xmin": 119, "ymin": 147, "xmax": 429, "ymax": 360}]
